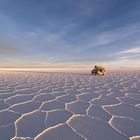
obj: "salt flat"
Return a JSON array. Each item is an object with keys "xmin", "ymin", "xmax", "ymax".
[{"xmin": 0, "ymin": 71, "xmax": 140, "ymax": 140}]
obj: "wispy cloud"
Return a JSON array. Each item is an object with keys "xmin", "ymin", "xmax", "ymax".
[{"xmin": 117, "ymin": 47, "xmax": 140, "ymax": 55}]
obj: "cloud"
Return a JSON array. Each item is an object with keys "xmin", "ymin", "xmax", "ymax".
[
  {"xmin": 65, "ymin": 22, "xmax": 140, "ymax": 55},
  {"xmin": 117, "ymin": 47, "xmax": 140, "ymax": 55}
]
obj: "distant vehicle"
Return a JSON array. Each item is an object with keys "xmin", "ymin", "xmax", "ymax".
[{"xmin": 92, "ymin": 65, "xmax": 106, "ymax": 76}]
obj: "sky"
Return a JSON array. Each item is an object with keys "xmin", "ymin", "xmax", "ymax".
[{"xmin": 0, "ymin": 0, "xmax": 140, "ymax": 69}]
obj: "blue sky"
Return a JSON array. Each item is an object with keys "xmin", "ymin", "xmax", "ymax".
[{"xmin": 0, "ymin": 0, "xmax": 140, "ymax": 68}]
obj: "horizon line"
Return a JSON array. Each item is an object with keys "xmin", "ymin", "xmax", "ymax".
[{"xmin": 0, "ymin": 67, "xmax": 140, "ymax": 73}]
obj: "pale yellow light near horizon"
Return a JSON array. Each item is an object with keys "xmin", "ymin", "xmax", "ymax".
[
  {"xmin": 0, "ymin": 68, "xmax": 90, "ymax": 72},
  {"xmin": 0, "ymin": 67, "xmax": 140, "ymax": 73}
]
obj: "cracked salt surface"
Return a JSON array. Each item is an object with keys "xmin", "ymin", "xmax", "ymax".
[{"xmin": 0, "ymin": 71, "xmax": 140, "ymax": 140}]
